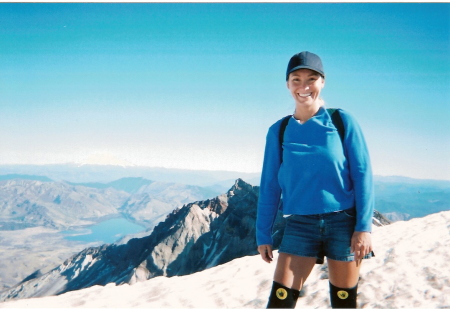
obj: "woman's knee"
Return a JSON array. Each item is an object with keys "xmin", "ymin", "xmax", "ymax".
[
  {"xmin": 327, "ymin": 259, "xmax": 361, "ymax": 288},
  {"xmin": 274, "ymin": 254, "xmax": 317, "ymax": 290}
]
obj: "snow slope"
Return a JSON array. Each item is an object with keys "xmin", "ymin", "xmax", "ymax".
[{"xmin": 1, "ymin": 211, "xmax": 448, "ymax": 309}]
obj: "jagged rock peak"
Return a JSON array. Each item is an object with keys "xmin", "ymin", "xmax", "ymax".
[
  {"xmin": 163, "ymin": 178, "xmax": 256, "ymax": 219},
  {"xmin": 227, "ymin": 178, "xmax": 256, "ymax": 196}
]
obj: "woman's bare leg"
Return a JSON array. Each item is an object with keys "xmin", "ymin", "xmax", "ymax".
[
  {"xmin": 327, "ymin": 259, "xmax": 361, "ymax": 288},
  {"xmin": 273, "ymin": 253, "xmax": 317, "ymax": 290}
]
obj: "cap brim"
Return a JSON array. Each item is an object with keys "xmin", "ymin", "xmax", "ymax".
[{"xmin": 288, "ymin": 65, "xmax": 325, "ymax": 77}]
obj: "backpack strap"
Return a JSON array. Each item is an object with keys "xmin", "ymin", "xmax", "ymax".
[
  {"xmin": 278, "ymin": 115, "xmax": 292, "ymax": 148},
  {"xmin": 326, "ymin": 108, "xmax": 345, "ymax": 144},
  {"xmin": 278, "ymin": 108, "xmax": 346, "ymax": 163}
]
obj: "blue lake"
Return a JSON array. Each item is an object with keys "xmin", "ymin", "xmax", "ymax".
[{"xmin": 62, "ymin": 217, "xmax": 146, "ymax": 244}]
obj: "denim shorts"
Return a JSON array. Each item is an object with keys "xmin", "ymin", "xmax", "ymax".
[{"xmin": 279, "ymin": 207, "xmax": 374, "ymax": 264}]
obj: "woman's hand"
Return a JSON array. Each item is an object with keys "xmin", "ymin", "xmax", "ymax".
[
  {"xmin": 351, "ymin": 231, "xmax": 372, "ymax": 266},
  {"xmin": 258, "ymin": 244, "xmax": 273, "ymax": 263}
]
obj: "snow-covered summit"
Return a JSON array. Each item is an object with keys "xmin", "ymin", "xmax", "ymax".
[{"xmin": 1, "ymin": 210, "xmax": 448, "ymax": 308}]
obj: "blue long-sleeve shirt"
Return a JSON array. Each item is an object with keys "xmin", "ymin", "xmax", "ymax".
[{"xmin": 256, "ymin": 107, "xmax": 374, "ymax": 246}]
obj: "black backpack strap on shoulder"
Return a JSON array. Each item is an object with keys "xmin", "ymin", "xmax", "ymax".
[
  {"xmin": 327, "ymin": 108, "xmax": 345, "ymax": 145},
  {"xmin": 279, "ymin": 115, "xmax": 291, "ymax": 146},
  {"xmin": 278, "ymin": 115, "xmax": 291, "ymax": 163}
]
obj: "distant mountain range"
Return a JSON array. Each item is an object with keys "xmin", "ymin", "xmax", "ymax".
[
  {"xmin": 0, "ymin": 179, "xmax": 128, "ymax": 230},
  {"xmin": 0, "ymin": 164, "xmax": 260, "ymax": 188},
  {"xmin": 0, "ymin": 179, "xmax": 390, "ymax": 302},
  {"xmin": 1, "ymin": 166, "xmax": 448, "ymax": 224},
  {"xmin": 373, "ymin": 175, "xmax": 450, "ymax": 221},
  {"xmin": 0, "ymin": 177, "xmax": 222, "ymax": 231}
]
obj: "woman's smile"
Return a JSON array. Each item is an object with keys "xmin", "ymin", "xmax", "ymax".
[{"xmin": 287, "ymin": 68, "xmax": 325, "ymax": 107}]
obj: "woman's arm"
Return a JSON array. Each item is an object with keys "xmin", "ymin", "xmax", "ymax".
[
  {"xmin": 340, "ymin": 111, "xmax": 375, "ymax": 233},
  {"xmin": 256, "ymin": 124, "xmax": 283, "ymax": 247}
]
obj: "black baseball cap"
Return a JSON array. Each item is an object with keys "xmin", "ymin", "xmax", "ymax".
[{"xmin": 286, "ymin": 51, "xmax": 325, "ymax": 80}]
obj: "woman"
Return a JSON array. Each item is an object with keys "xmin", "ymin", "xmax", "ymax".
[{"xmin": 256, "ymin": 51, "xmax": 374, "ymax": 308}]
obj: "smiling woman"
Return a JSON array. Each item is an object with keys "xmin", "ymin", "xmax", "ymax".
[{"xmin": 257, "ymin": 51, "xmax": 374, "ymax": 309}]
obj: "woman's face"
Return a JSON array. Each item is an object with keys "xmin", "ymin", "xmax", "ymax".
[{"xmin": 287, "ymin": 69, "xmax": 325, "ymax": 107}]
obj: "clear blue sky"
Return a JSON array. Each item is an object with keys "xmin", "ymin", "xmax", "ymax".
[{"xmin": 1, "ymin": 3, "xmax": 449, "ymax": 180}]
